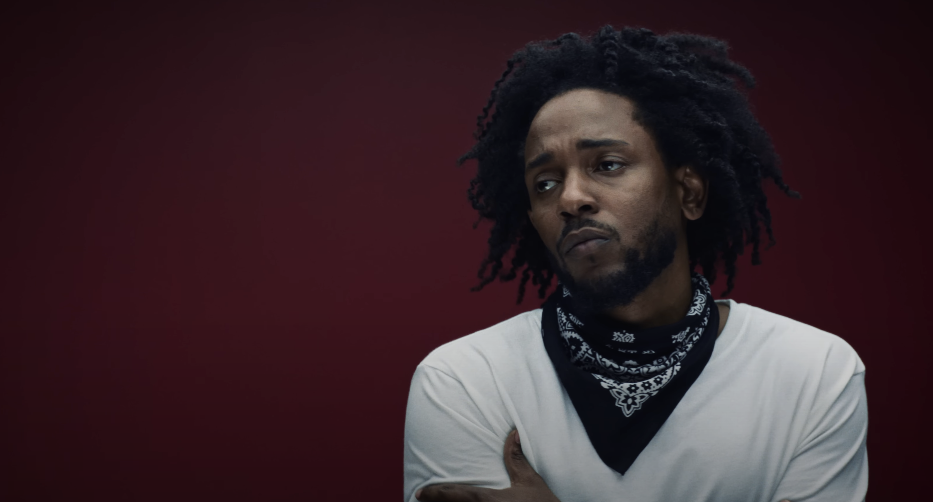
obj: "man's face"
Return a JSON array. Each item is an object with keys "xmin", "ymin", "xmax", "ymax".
[{"xmin": 524, "ymin": 88, "xmax": 684, "ymax": 312}]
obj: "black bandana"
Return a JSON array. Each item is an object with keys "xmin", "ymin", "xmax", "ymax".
[{"xmin": 541, "ymin": 272, "xmax": 719, "ymax": 475}]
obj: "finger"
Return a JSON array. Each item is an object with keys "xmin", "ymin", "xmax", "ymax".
[
  {"xmin": 502, "ymin": 429, "xmax": 541, "ymax": 486},
  {"xmin": 417, "ymin": 483, "xmax": 493, "ymax": 502}
]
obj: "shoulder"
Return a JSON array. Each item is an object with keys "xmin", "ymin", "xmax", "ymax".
[
  {"xmin": 417, "ymin": 308, "xmax": 544, "ymax": 381},
  {"xmin": 734, "ymin": 302, "xmax": 865, "ymax": 377},
  {"xmin": 721, "ymin": 301, "xmax": 867, "ymax": 429},
  {"xmin": 712, "ymin": 302, "xmax": 869, "ymax": 461},
  {"xmin": 404, "ymin": 309, "xmax": 548, "ymax": 468}
]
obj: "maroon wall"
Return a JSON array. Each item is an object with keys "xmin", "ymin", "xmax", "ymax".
[{"xmin": 2, "ymin": 0, "xmax": 930, "ymax": 500}]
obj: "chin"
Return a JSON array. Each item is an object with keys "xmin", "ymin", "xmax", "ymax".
[
  {"xmin": 555, "ymin": 228, "xmax": 678, "ymax": 313},
  {"xmin": 558, "ymin": 264, "xmax": 639, "ymax": 312},
  {"xmin": 565, "ymin": 259, "xmax": 626, "ymax": 285}
]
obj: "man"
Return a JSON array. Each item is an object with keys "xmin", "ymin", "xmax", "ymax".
[{"xmin": 403, "ymin": 26, "xmax": 867, "ymax": 502}]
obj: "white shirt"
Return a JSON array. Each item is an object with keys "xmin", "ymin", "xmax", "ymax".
[{"xmin": 403, "ymin": 300, "xmax": 868, "ymax": 502}]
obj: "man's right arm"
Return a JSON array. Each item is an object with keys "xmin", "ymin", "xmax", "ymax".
[
  {"xmin": 771, "ymin": 370, "xmax": 868, "ymax": 502},
  {"xmin": 403, "ymin": 364, "xmax": 513, "ymax": 502}
]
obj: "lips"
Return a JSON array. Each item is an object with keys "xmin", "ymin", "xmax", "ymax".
[{"xmin": 560, "ymin": 227, "xmax": 612, "ymax": 256}]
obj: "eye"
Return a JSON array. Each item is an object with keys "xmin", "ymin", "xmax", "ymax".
[
  {"xmin": 597, "ymin": 160, "xmax": 626, "ymax": 172},
  {"xmin": 536, "ymin": 180, "xmax": 558, "ymax": 193}
]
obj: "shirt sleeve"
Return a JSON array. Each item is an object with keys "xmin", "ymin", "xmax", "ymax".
[
  {"xmin": 772, "ymin": 370, "xmax": 868, "ymax": 502},
  {"xmin": 402, "ymin": 364, "xmax": 513, "ymax": 502}
]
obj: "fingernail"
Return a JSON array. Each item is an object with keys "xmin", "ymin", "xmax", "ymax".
[
  {"xmin": 515, "ymin": 430, "xmax": 521, "ymax": 445},
  {"xmin": 415, "ymin": 488, "xmax": 422, "ymax": 499}
]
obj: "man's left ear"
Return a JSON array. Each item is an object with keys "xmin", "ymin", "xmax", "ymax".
[{"xmin": 675, "ymin": 165, "xmax": 709, "ymax": 221}]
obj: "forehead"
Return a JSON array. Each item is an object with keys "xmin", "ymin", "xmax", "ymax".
[{"xmin": 526, "ymin": 88, "xmax": 644, "ymax": 149}]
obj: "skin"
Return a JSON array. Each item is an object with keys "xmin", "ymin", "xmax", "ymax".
[
  {"xmin": 417, "ymin": 89, "xmax": 763, "ymax": 502},
  {"xmin": 524, "ymin": 88, "xmax": 729, "ymax": 331}
]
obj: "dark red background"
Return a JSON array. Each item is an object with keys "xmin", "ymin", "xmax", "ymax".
[{"xmin": 2, "ymin": 1, "xmax": 930, "ymax": 500}]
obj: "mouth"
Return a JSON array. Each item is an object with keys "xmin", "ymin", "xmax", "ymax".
[
  {"xmin": 566, "ymin": 237, "xmax": 610, "ymax": 256},
  {"xmin": 560, "ymin": 227, "xmax": 613, "ymax": 257}
]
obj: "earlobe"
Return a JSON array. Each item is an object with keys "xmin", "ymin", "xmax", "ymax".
[{"xmin": 678, "ymin": 165, "xmax": 709, "ymax": 221}]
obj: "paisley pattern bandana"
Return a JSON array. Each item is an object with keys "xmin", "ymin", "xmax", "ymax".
[{"xmin": 541, "ymin": 272, "xmax": 719, "ymax": 475}]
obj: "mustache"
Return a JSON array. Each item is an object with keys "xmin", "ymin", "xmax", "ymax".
[{"xmin": 555, "ymin": 219, "xmax": 620, "ymax": 251}]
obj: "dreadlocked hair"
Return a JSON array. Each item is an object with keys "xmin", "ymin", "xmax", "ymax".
[{"xmin": 459, "ymin": 25, "xmax": 800, "ymax": 303}]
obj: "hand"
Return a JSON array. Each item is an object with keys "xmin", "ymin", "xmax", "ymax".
[{"xmin": 416, "ymin": 429, "xmax": 561, "ymax": 502}]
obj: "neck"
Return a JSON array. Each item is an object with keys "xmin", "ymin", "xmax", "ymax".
[{"xmin": 602, "ymin": 255, "xmax": 694, "ymax": 330}]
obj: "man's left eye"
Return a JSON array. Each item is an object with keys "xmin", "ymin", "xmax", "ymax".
[{"xmin": 597, "ymin": 161, "xmax": 625, "ymax": 172}]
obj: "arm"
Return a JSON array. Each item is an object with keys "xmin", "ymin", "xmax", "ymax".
[
  {"xmin": 416, "ymin": 430, "xmax": 560, "ymax": 502},
  {"xmin": 772, "ymin": 371, "xmax": 868, "ymax": 502},
  {"xmin": 416, "ymin": 430, "xmax": 792, "ymax": 502},
  {"xmin": 403, "ymin": 365, "xmax": 512, "ymax": 502},
  {"xmin": 405, "ymin": 363, "xmax": 804, "ymax": 502}
]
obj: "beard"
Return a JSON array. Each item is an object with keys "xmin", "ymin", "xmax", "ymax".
[{"xmin": 549, "ymin": 217, "xmax": 678, "ymax": 316}]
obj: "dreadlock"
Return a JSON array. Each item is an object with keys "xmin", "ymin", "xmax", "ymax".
[{"xmin": 460, "ymin": 26, "xmax": 799, "ymax": 303}]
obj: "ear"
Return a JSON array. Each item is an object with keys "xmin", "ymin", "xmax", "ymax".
[{"xmin": 674, "ymin": 165, "xmax": 708, "ymax": 221}]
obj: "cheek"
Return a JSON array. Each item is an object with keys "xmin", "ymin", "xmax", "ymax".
[
  {"xmin": 598, "ymin": 183, "xmax": 664, "ymax": 236},
  {"xmin": 601, "ymin": 187, "xmax": 649, "ymax": 218}
]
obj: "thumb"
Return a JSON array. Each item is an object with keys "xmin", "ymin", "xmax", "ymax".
[{"xmin": 503, "ymin": 429, "xmax": 541, "ymax": 486}]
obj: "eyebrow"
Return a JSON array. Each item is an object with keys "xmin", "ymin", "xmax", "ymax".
[
  {"xmin": 577, "ymin": 138, "xmax": 630, "ymax": 150},
  {"xmin": 525, "ymin": 138, "xmax": 631, "ymax": 171},
  {"xmin": 525, "ymin": 152, "xmax": 554, "ymax": 171}
]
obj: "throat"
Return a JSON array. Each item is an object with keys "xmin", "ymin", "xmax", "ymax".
[
  {"xmin": 716, "ymin": 302, "xmax": 730, "ymax": 337},
  {"xmin": 600, "ymin": 271, "xmax": 695, "ymax": 329}
]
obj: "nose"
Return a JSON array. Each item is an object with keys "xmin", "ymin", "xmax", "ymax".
[{"xmin": 558, "ymin": 170, "xmax": 598, "ymax": 219}]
